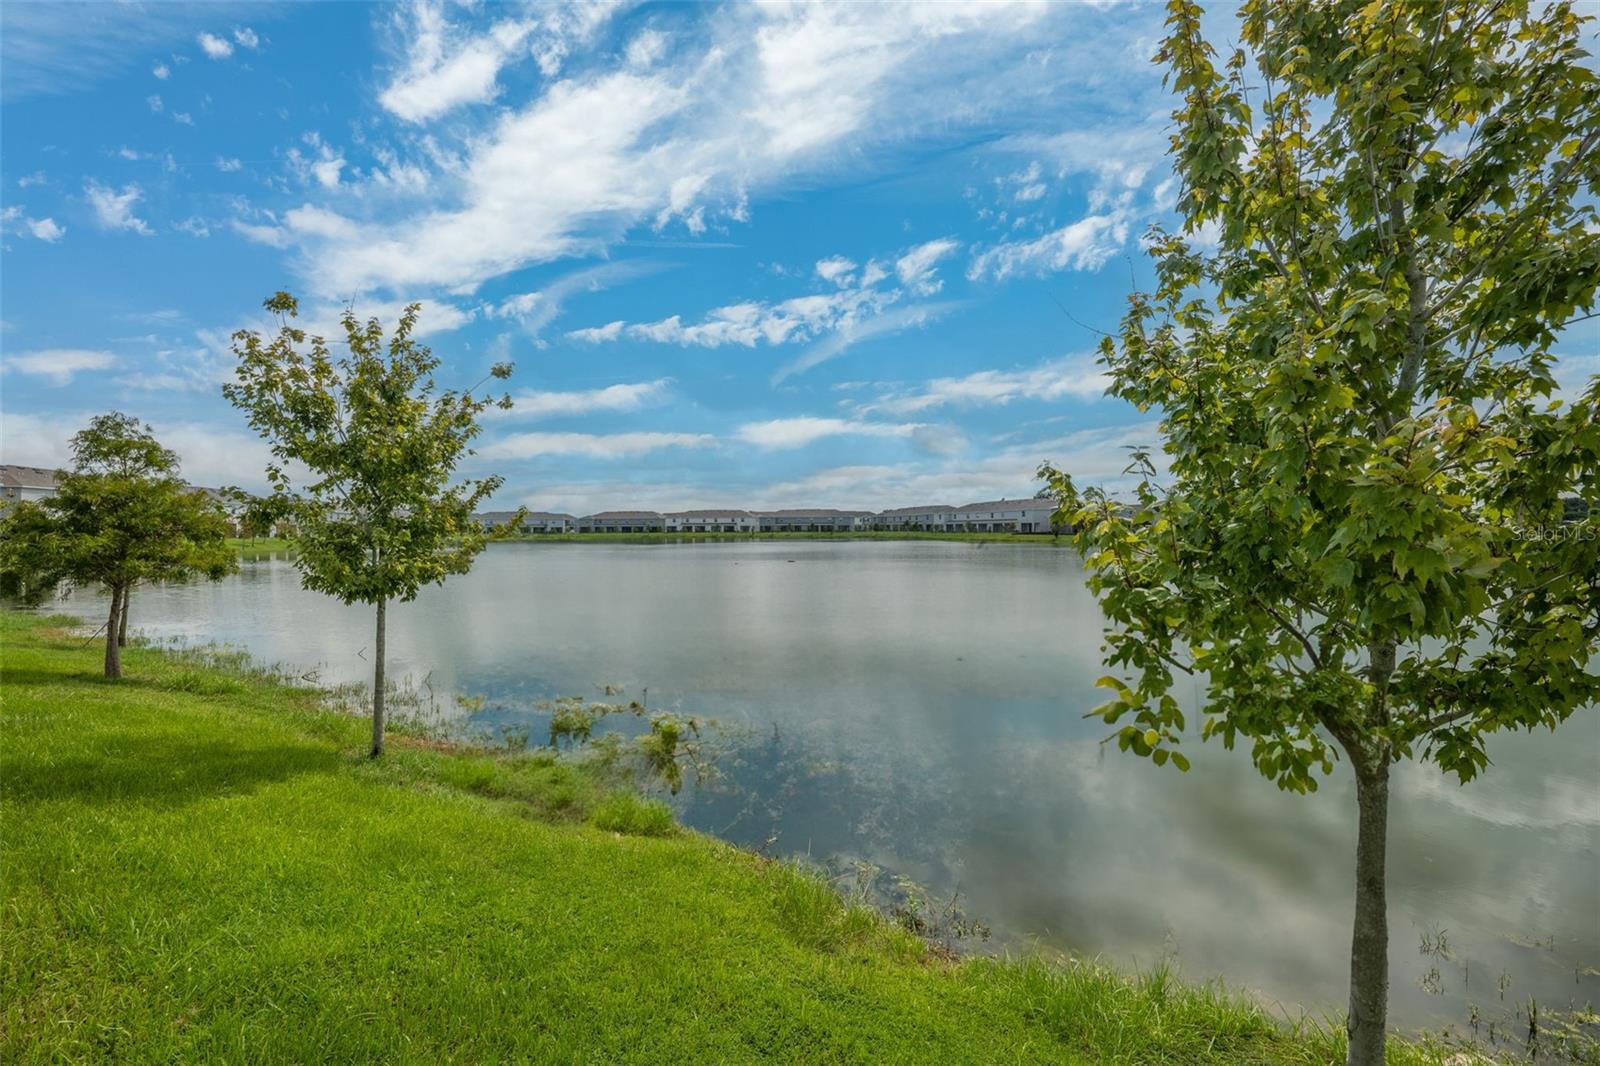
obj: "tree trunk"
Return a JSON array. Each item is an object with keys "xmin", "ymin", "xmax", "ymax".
[
  {"xmin": 117, "ymin": 584, "xmax": 131, "ymax": 647},
  {"xmin": 1346, "ymin": 759, "xmax": 1391, "ymax": 1066},
  {"xmin": 370, "ymin": 597, "xmax": 386, "ymax": 758},
  {"xmin": 104, "ymin": 584, "xmax": 124, "ymax": 679}
]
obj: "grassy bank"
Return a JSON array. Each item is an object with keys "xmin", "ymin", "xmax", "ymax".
[
  {"xmin": 506, "ymin": 530, "xmax": 1068, "ymax": 544},
  {"xmin": 224, "ymin": 536, "xmax": 296, "ymax": 554},
  {"xmin": 228, "ymin": 532, "xmax": 1067, "ymax": 554},
  {"xmin": 2, "ymin": 610, "xmax": 1458, "ymax": 1064}
]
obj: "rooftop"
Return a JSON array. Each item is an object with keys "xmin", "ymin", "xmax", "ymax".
[
  {"xmin": 953, "ymin": 498, "xmax": 1051, "ymax": 513},
  {"xmin": 878, "ymin": 504, "xmax": 956, "ymax": 516},
  {"xmin": 0, "ymin": 464, "xmax": 61, "ymax": 490}
]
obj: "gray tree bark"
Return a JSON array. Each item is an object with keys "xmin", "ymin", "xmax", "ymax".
[
  {"xmin": 1345, "ymin": 758, "xmax": 1391, "ymax": 1066},
  {"xmin": 104, "ymin": 584, "xmax": 124, "ymax": 679},
  {"xmin": 117, "ymin": 584, "xmax": 130, "ymax": 647},
  {"xmin": 370, "ymin": 597, "xmax": 386, "ymax": 758}
]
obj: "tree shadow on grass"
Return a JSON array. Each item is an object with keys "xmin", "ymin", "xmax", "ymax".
[{"xmin": 1, "ymin": 730, "xmax": 341, "ymax": 810}]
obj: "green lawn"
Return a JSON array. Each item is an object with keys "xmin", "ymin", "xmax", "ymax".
[
  {"xmin": 1, "ymin": 611, "xmax": 1457, "ymax": 1064},
  {"xmin": 224, "ymin": 536, "xmax": 296, "ymax": 554},
  {"xmin": 506, "ymin": 530, "xmax": 1068, "ymax": 544}
]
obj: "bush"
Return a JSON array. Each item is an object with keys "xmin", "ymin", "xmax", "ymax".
[{"xmin": 589, "ymin": 792, "xmax": 675, "ymax": 837}]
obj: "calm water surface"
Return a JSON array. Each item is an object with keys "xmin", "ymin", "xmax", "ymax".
[{"xmin": 40, "ymin": 540, "xmax": 1600, "ymax": 1034}]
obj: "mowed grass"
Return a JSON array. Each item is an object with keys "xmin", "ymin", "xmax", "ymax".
[
  {"xmin": 511, "ymin": 530, "xmax": 1067, "ymax": 544},
  {"xmin": 1, "ymin": 611, "xmax": 1456, "ymax": 1064}
]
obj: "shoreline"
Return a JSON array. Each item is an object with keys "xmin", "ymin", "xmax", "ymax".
[
  {"xmin": 229, "ymin": 531, "xmax": 1074, "ymax": 553},
  {"xmin": 1, "ymin": 607, "xmax": 1477, "ymax": 1064}
]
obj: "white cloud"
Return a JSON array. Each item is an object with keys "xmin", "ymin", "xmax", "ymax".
[
  {"xmin": 855, "ymin": 355, "xmax": 1109, "ymax": 415},
  {"xmin": 233, "ymin": 27, "xmax": 259, "ymax": 49},
  {"xmin": 624, "ymin": 29, "xmax": 667, "ymax": 69},
  {"xmin": 172, "ymin": 111, "xmax": 194, "ymax": 126},
  {"xmin": 566, "ymin": 320, "xmax": 625, "ymax": 343},
  {"xmin": 146, "ymin": 94, "xmax": 163, "ymax": 112},
  {"xmin": 1, "ymin": 412, "xmax": 290, "ymax": 492},
  {"xmin": 773, "ymin": 300, "xmax": 963, "ymax": 382},
  {"xmin": 27, "ymin": 217, "xmax": 64, "ymax": 241},
  {"xmin": 287, "ymin": 132, "xmax": 346, "ymax": 189},
  {"xmin": 3, "ymin": 349, "xmax": 116, "ymax": 385},
  {"xmin": 230, "ymin": 218, "xmax": 291, "ymax": 248},
  {"xmin": 495, "ymin": 378, "xmax": 674, "ymax": 420},
  {"xmin": 735, "ymin": 417, "xmax": 923, "ymax": 450},
  {"xmin": 378, "ymin": 0, "xmax": 621, "ymax": 123},
  {"xmin": 216, "ymin": 157, "xmax": 242, "ymax": 172},
  {"xmin": 2, "ymin": 206, "xmax": 64, "ymax": 242},
  {"xmin": 285, "ymin": 1, "xmax": 1075, "ymax": 294},
  {"xmin": 84, "ymin": 180, "xmax": 154, "ymax": 235},
  {"xmin": 894, "ymin": 237, "xmax": 959, "ymax": 295},
  {"xmin": 1007, "ymin": 161, "xmax": 1047, "ymax": 201},
  {"xmin": 570, "ymin": 284, "xmax": 899, "ymax": 349},
  {"xmin": 749, "ymin": 419, "xmax": 1163, "ymax": 510},
  {"xmin": 197, "ymin": 32, "xmax": 233, "ymax": 59},
  {"xmin": 152, "ymin": 62, "xmax": 170, "ymax": 80},
  {"xmin": 815, "ymin": 255, "xmax": 857, "ymax": 287},
  {"xmin": 967, "ymin": 210, "xmax": 1130, "ymax": 281},
  {"xmin": 486, "ymin": 260, "xmax": 668, "ymax": 337},
  {"xmin": 482, "ymin": 431, "xmax": 715, "ymax": 460},
  {"xmin": 565, "ymin": 235, "xmax": 959, "ymax": 374}
]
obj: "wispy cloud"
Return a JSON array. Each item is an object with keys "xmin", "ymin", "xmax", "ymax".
[
  {"xmin": 482, "ymin": 431, "xmax": 716, "ymax": 460},
  {"xmin": 735, "ymin": 417, "xmax": 924, "ymax": 450},
  {"xmin": 495, "ymin": 379, "xmax": 674, "ymax": 421},
  {"xmin": 1, "ymin": 206, "xmax": 64, "ymax": 242},
  {"xmin": 197, "ymin": 32, "xmax": 234, "ymax": 60},
  {"xmin": 852, "ymin": 355, "xmax": 1109, "ymax": 416},
  {"xmin": 895, "ymin": 238, "xmax": 959, "ymax": 295},
  {"xmin": 378, "ymin": 0, "xmax": 622, "ymax": 123},
  {"xmin": 273, "ymin": 2, "xmax": 1084, "ymax": 294},
  {"xmin": 4, "ymin": 349, "xmax": 116, "ymax": 385},
  {"xmin": 772, "ymin": 300, "xmax": 964, "ymax": 383},
  {"xmin": 84, "ymin": 180, "xmax": 153, "ymax": 235},
  {"xmin": 967, "ymin": 210, "xmax": 1130, "ymax": 281},
  {"xmin": 488, "ymin": 260, "xmax": 669, "ymax": 338}
]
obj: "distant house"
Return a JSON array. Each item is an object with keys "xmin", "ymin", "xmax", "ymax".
[
  {"xmin": 578, "ymin": 510, "xmax": 665, "ymax": 533},
  {"xmin": 665, "ymin": 509, "xmax": 756, "ymax": 533},
  {"xmin": 874, "ymin": 504, "xmax": 956, "ymax": 532},
  {"xmin": 0, "ymin": 465, "xmax": 60, "ymax": 509},
  {"xmin": 948, "ymin": 498, "xmax": 1059, "ymax": 534},
  {"xmin": 477, "ymin": 511, "xmax": 574, "ymax": 534},
  {"xmin": 755, "ymin": 508, "xmax": 873, "ymax": 533}
]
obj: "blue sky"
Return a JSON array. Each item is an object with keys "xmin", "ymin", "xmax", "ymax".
[{"xmin": 3, "ymin": 2, "xmax": 1591, "ymax": 514}]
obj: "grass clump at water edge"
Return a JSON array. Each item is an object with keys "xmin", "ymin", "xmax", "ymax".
[{"xmin": 1, "ymin": 609, "xmax": 1481, "ymax": 1063}]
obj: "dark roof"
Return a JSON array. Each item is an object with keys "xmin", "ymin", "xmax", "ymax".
[
  {"xmin": 477, "ymin": 510, "xmax": 573, "ymax": 522},
  {"xmin": 584, "ymin": 511, "xmax": 663, "ymax": 519},
  {"xmin": 953, "ymin": 498, "xmax": 1049, "ymax": 513},
  {"xmin": 0, "ymin": 464, "xmax": 61, "ymax": 489},
  {"xmin": 878, "ymin": 504, "xmax": 955, "ymax": 516}
]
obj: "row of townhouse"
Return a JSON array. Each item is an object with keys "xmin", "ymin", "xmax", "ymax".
[
  {"xmin": 473, "ymin": 498, "xmax": 1063, "ymax": 534},
  {"xmin": 0, "ymin": 465, "xmax": 270, "ymax": 534}
]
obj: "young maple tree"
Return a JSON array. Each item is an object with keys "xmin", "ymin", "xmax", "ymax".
[
  {"xmin": 0, "ymin": 413, "xmax": 235, "ymax": 678},
  {"xmin": 1042, "ymin": 2, "xmax": 1599, "ymax": 1062},
  {"xmin": 224, "ymin": 294, "xmax": 521, "ymax": 757}
]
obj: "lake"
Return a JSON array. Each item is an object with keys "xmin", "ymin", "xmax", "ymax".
[{"xmin": 37, "ymin": 539, "xmax": 1600, "ymax": 1036}]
